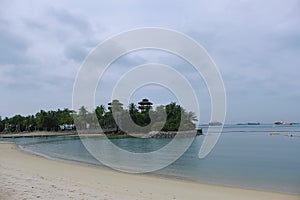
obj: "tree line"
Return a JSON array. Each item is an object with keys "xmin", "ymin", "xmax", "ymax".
[
  {"xmin": 0, "ymin": 100, "xmax": 197, "ymax": 133},
  {"xmin": 0, "ymin": 108, "xmax": 75, "ymax": 132}
]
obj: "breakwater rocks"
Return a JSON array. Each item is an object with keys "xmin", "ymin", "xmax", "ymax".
[
  {"xmin": 142, "ymin": 129, "xmax": 203, "ymax": 138},
  {"xmin": 0, "ymin": 129, "xmax": 203, "ymax": 139}
]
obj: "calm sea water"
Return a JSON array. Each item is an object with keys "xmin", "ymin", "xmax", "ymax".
[{"xmin": 1, "ymin": 124, "xmax": 300, "ymax": 194}]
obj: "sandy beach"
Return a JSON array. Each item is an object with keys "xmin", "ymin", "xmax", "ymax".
[{"xmin": 0, "ymin": 142, "xmax": 299, "ymax": 200}]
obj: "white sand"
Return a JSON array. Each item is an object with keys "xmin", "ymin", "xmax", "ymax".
[{"xmin": 0, "ymin": 142, "xmax": 299, "ymax": 200}]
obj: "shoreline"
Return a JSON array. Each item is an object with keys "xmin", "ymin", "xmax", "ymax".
[
  {"xmin": 16, "ymin": 142, "xmax": 300, "ymax": 196},
  {"xmin": 1, "ymin": 142, "xmax": 299, "ymax": 200},
  {"xmin": 0, "ymin": 131, "xmax": 78, "ymax": 138},
  {"xmin": 0, "ymin": 130, "xmax": 202, "ymax": 139}
]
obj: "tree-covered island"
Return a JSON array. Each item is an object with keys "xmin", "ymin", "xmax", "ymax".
[{"xmin": 0, "ymin": 99, "xmax": 197, "ymax": 134}]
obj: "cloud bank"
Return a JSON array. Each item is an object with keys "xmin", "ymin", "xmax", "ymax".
[{"xmin": 0, "ymin": 0, "xmax": 299, "ymax": 123}]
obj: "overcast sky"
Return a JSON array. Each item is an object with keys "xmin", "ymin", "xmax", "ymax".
[{"xmin": 0, "ymin": 0, "xmax": 299, "ymax": 123}]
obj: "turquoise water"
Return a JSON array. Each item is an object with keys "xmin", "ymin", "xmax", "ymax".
[{"xmin": 1, "ymin": 124, "xmax": 300, "ymax": 194}]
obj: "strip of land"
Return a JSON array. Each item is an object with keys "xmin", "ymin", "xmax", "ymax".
[
  {"xmin": 0, "ymin": 142, "xmax": 299, "ymax": 200},
  {"xmin": 0, "ymin": 130, "xmax": 202, "ymax": 139},
  {"xmin": 0, "ymin": 131, "xmax": 77, "ymax": 138}
]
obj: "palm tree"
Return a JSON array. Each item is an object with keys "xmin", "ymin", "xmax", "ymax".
[
  {"xmin": 107, "ymin": 100, "xmax": 124, "ymax": 133},
  {"xmin": 74, "ymin": 106, "xmax": 89, "ymax": 129},
  {"xmin": 128, "ymin": 103, "xmax": 138, "ymax": 115},
  {"xmin": 78, "ymin": 106, "xmax": 88, "ymax": 116},
  {"xmin": 95, "ymin": 105, "xmax": 106, "ymax": 117},
  {"xmin": 186, "ymin": 111, "xmax": 197, "ymax": 123}
]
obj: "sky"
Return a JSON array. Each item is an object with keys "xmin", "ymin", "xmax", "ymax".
[{"xmin": 0, "ymin": 0, "xmax": 300, "ymax": 124}]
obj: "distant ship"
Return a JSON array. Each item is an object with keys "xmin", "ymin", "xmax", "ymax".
[
  {"xmin": 237, "ymin": 122, "xmax": 260, "ymax": 125},
  {"xmin": 274, "ymin": 120, "xmax": 295, "ymax": 125},
  {"xmin": 274, "ymin": 120, "xmax": 284, "ymax": 125},
  {"xmin": 247, "ymin": 122, "xmax": 260, "ymax": 125},
  {"xmin": 208, "ymin": 121, "xmax": 223, "ymax": 126},
  {"xmin": 236, "ymin": 123, "xmax": 247, "ymax": 125}
]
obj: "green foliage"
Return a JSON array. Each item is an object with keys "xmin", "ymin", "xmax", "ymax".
[
  {"xmin": 0, "ymin": 108, "xmax": 75, "ymax": 133},
  {"xmin": 0, "ymin": 100, "xmax": 197, "ymax": 133},
  {"xmin": 102, "ymin": 101, "xmax": 197, "ymax": 133},
  {"xmin": 0, "ymin": 116, "xmax": 3, "ymax": 132}
]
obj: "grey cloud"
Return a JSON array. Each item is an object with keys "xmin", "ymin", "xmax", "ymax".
[
  {"xmin": 0, "ymin": 26, "xmax": 30, "ymax": 65},
  {"xmin": 24, "ymin": 20, "xmax": 47, "ymax": 31},
  {"xmin": 64, "ymin": 44, "xmax": 88, "ymax": 62},
  {"xmin": 0, "ymin": 0, "xmax": 299, "ymax": 122},
  {"xmin": 48, "ymin": 7, "xmax": 91, "ymax": 35}
]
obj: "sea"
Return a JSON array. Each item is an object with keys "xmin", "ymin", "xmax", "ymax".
[{"xmin": 1, "ymin": 124, "xmax": 300, "ymax": 194}]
